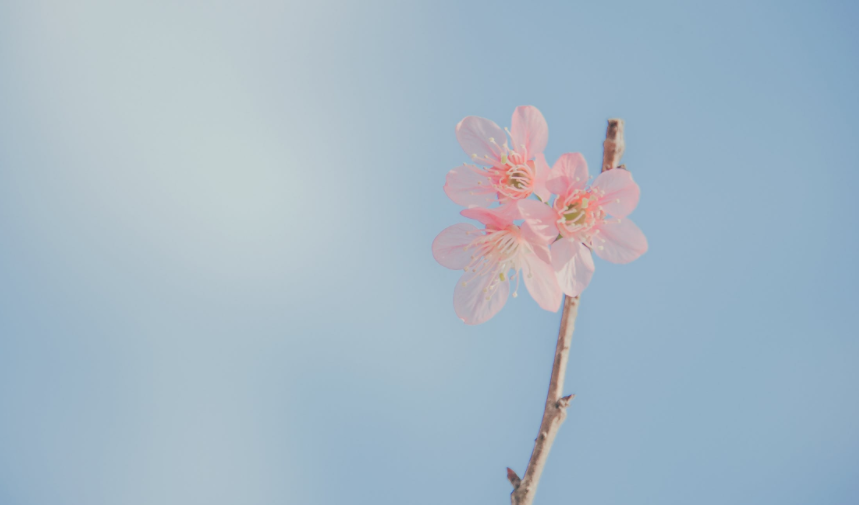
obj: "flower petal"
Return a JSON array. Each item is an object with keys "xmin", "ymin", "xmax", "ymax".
[
  {"xmin": 522, "ymin": 254, "xmax": 562, "ymax": 312},
  {"xmin": 456, "ymin": 116, "xmax": 507, "ymax": 166},
  {"xmin": 546, "ymin": 153, "xmax": 589, "ymax": 196},
  {"xmin": 510, "ymin": 106, "xmax": 548, "ymax": 160},
  {"xmin": 444, "ymin": 164, "xmax": 496, "ymax": 208},
  {"xmin": 530, "ymin": 241, "xmax": 552, "ymax": 266},
  {"xmin": 551, "ymin": 238, "xmax": 595, "ymax": 297},
  {"xmin": 593, "ymin": 217, "xmax": 648, "ymax": 264},
  {"xmin": 461, "ymin": 202, "xmax": 520, "ymax": 229},
  {"xmin": 517, "ymin": 199, "xmax": 559, "ymax": 245},
  {"xmin": 432, "ymin": 223, "xmax": 479, "ymax": 270},
  {"xmin": 532, "ymin": 154, "xmax": 552, "ymax": 202},
  {"xmin": 592, "ymin": 168, "xmax": 640, "ymax": 218},
  {"xmin": 454, "ymin": 269, "xmax": 510, "ymax": 325}
]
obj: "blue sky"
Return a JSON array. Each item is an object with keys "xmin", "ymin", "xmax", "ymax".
[{"xmin": 1, "ymin": 1, "xmax": 858, "ymax": 504}]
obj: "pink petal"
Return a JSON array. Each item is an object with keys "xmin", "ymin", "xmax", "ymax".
[
  {"xmin": 517, "ymin": 199, "xmax": 559, "ymax": 245},
  {"xmin": 532, "ymin": 154, "xmax": 552, "ymax": 202},
  {"xmin": 456, "ymin": 116, "xmax": 507, "ymax": 166},
  {"xmin": 444, "ymin": 164, "xmax": 496, "ymax": 208},
  {"xmin": 432, "ymin": 223, "xmax": 479, "ymax": 270},
  {"xmin": 530, "ymin": 241, "xmax": 552, "ymax": 266},
  {"xmin": 454, "ymin": 269, "xmax": 510, "ymax": 325},
  {"xmin": 522, "ymin": 254, "xmax": 562, "ymax": 312},
  {"xmin": 593, "ymin": 218, "xmax": 648, "ymax": 264},
  {"xmin": 551, "ymin": 238, "xmax": 595, "ymax": 297},
  {"xmin": 592, "ymin": 168, "xmax": 640, "ymax": 218},
  {"xmin": 546, "ymin": 153, "xmax": 589, "ymax": 196},
  {"xmin": 461, "ymin": 202, "xmax": 520, "ymax": 229},
  {"xmin": 510, "ymin": 106, "xmax": 548, "ymax": 160}
]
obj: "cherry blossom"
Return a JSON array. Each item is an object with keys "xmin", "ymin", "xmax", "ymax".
[
  {"xmin": 432, "ymin": 203, "xmax": 562, "ymax": 325},
  {"xmin": 444, "ymin": 106, "xmax": 552, "ymax": 208},
  {"xmin": 518, "ymin": 153, "xmax": 648, "ymax": 298}
]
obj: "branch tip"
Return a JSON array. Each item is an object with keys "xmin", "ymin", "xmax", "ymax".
[{"xmin": 601, "ymin": 118, "xmax": 626, "ymax": 173}]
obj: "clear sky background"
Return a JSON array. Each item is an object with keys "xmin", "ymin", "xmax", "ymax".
[{"xmin": 1, "ymin": 1, "xmax": 858, "ymax": 504}]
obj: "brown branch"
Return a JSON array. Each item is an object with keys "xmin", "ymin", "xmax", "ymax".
[
  {"xmin": 509, "ymin": 296, "xmax": 579, "ymax": 505},
  {"xmin": 509, "ymin": 119, "xmax": 625, "ymax": 505}
]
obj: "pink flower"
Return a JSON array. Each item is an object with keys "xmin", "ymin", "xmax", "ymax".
[
  {"xmin": 444, "ymin": 106, "xmax": 552, "ymax": 208},
  {"xmin": 519, "ymin": 153, "xmax": 648, "ymax": 298},
  {"xmin": 432, "ymin": 203, "xmax": 562, "ymax": 325}
]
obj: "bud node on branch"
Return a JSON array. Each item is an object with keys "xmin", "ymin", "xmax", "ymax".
[
  {"xmin": 507, "ymin": 467, "xmax": 522, "ymax": 489},
  {"xmin": 557, "ymin": 394, "xmax": 575, "ymax": 409}
]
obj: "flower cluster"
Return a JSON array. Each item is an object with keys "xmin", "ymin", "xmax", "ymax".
[{"xmin": 433, "ymin": 106, "xmax": 648, "ymax": 324}]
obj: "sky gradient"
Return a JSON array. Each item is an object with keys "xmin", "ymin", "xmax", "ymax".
[{"xmin": 1, "ymin": 1, "xmax": 858, "ymax": 504}]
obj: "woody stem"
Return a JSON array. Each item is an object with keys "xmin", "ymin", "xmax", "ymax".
[{"xmin": 508, "ymin": 119, "xmax": 625, "ymax": 505}]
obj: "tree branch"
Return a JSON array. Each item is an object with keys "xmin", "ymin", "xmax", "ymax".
[
  {"xmin": 509, "ymin": 296, "xmax": 579, "ymax": 505},
  {"xmin": 509, "ymin": 119, "xmax": 625, "ymax": 505}
]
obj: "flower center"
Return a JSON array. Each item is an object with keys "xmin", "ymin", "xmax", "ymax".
[
  {"xmin": 487, "ymin": 151, "xmax": 535, "ymax": 202},
  {"xmin": 553, "ymin": 189, "xmax": 606, "ymax": 241},
  {"xmin": 467, "ymin": 226, "xmax": 520, "ymax": 267},
  {"xmin": 461, "ymin": 225, "xmax": 528, "ymax": 299}
]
